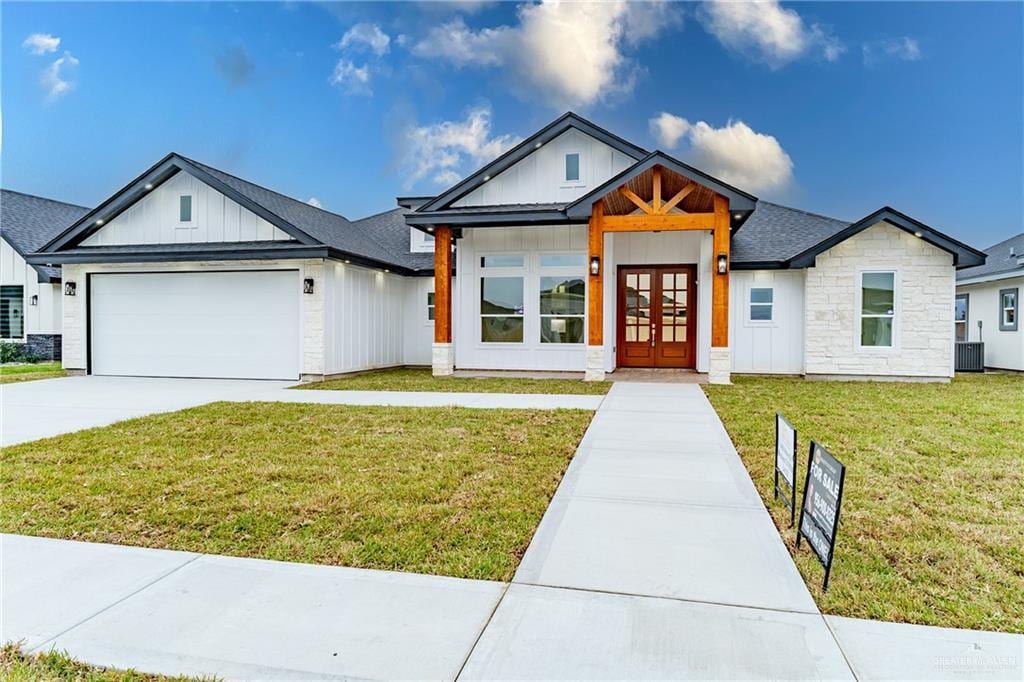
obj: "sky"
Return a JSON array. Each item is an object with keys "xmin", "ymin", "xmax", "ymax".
[{"xmin": 2, "ymin": 1, "xmax": 1021, "ymax": 248}]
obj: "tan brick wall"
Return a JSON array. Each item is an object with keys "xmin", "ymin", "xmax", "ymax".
[{"xmin": 804, "ymin": 222, "xmax": 954, "ymax": 378}]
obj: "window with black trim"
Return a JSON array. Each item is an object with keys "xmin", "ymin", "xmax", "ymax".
[
  {"xmin": 1, "ymin": 285, "xmax": 25, "ymax": 339},
  {"xmin": 999, "ymin": 288, "xmax": 1018, "ymax": 331}
]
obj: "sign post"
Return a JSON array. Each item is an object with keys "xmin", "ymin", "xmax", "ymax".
[
  {"xmin": 774, "ymin": 413, "xmax": 798, "ymax": 526},
  {"xmin": 796, "ymin": 441, "xmax": 846, "ymax": 592}
]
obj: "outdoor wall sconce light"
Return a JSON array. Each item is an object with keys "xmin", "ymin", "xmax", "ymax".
[
  {"xmin": 30, "ymin": 295, "xmax": 38, "ymax": 306},
  {"xmin": 303, "ymin": 278, "xmax": 315, "ymax": 295},
  {"xmin": 589, "ymin": 256, "xmax": 601, "ymax": 277},
  {"xmin": 716, "ymin": 254, "xmax": 729, "ymax": 275},
  {"xmin": 64, "ymin": 281, "xmax": 76, "ymax": 296}
]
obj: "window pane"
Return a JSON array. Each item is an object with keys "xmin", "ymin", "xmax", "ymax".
[
  {"xmin": 540, "ymin": 317, "xmax": 584, "ymax": 344},
  {"xmin": 750, "ymin": 304, "xmax": 772, "ymax": 321},
  {"xmin": 427, "ymin": 292, "xmax": 435, "ymax": 321},
  {"xmin": 480, "ymin": 277, "xmax": 523, "ymax": 314},
  {"xmin": 481, "ymin": 316, "xmax": 523, "ymax": 343},
  {"xmin": 676, "ymin": 273, "xmax": 687, "ymax": 289},
  {"xmin": 179, "ymin": 195, "xmax": 192, "ymax": 222},
  {"xmin": 750, "ymin": 287, "xmax": 773, "ymax": 304},
  {"xmin": 540, "ymin": 277, "xmax": 584, "ymax": 315},
  {"xmin": 861, "ymin": 316, "xmax": 893, "ymax": 347},
  {"xmin": 955, "ymin": 321, "xmax": 967, "ymax": 343},
  {"xmin": 0, "ymin": 285, "xmax": 24, "ymax": 339},
  {"xmin": 565, "ymin": 153, "xmax": 580, "ymax": 182},
  {"xmin": 480, "ymin": 255, "xmax": 524, "ymax": 268},
  {"xmin": 540, "ymin": 254, "xmax": 586, "ymax": 267},
  {"xmin": 662, "ymin": 273, "xmax": 673, "ymax": 289},
  {"xmin": 862, "ymin": 272, "xmax": 895, "ymax": 315}
]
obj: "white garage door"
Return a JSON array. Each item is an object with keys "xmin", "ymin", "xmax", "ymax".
[{"xmin": 90, "ymin": 270, "xmax": 300, "ymax": 380}]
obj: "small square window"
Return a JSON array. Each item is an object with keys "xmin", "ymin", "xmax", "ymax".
[
  {"xmin": 749, "ymin": 287, "xmax": 773, "ymax": 322},
  {"xmin": 564, "ymin": 153, "xmax": 580, "ymax": 182},
  {"xmin": 179, "ymin": 195, "xmax": 192, "ymax": 222}
]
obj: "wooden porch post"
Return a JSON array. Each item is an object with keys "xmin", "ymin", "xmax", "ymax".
[
  {"xmin": 432, "ymin": 225, "xmax": 454, "ymax": 376},
  {"xmin": 586, "ymin": 202, "xmax": 605, "ymax": 381},
  {"xmin": 710, "ymin": 194, "xmax": 731, "ymax": 383}
]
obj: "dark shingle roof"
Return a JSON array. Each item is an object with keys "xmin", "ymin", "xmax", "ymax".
[
  {"xmin": 352, "ymin": 208, "xmax": 434, "ymax": 273},
  {"xmin": 731, "ymin": 201, "xmax": 851, "ymax": 265},
  {"xmin": 1, "ymin": 189, "xmax": 89, "ymax": 280},
  {"xmin": 956, "ymin": 233, "xmax": 1024, "ymax": 281}
]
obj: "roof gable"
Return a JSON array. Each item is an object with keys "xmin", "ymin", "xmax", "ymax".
[{"xmin": 416, "ymin": 112, "xmax": 648, "ymax": 213}]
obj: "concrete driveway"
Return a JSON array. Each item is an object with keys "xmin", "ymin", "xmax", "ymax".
[{"xmin": 0, "ymin": 376, "xmax": 293, "ymax": 446}]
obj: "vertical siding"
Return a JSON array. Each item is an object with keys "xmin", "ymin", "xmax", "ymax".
[
  {"xmin": 81, "ymin": 171, "xmax": 291, "ymax": 246},
  {"xmin": 0, "ymin": 237, "xmax": 61, "ymax": 337},
  {"xmin": 403, "ymin": 276, "xmax": 435, "ymax": 365},
  {"xmin": 729, "ymin": 270, "xmax": 805, "ymax": 374},
  {"xmin": 325, "ymin": 261, "xmax": 406, "ymax": 374},
  {"xmin": 453, "ymin": 129, "xmax": 634, "ymax": 207}
]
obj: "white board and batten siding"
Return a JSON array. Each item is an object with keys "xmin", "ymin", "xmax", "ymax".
[
  {"xmin": 81, "ymin": 171, "xmax": 291, "ymax": 246},
  {"xmin": 729, "ymin": 270, "xmax": 805, "ymax": 374},
  {"xmin": 452, "ymin": 129, "xmax": 635, "ymax": 207},
  {"xmin": 0, "ymin": 237, "xmax": 61, "ymax": 337}
]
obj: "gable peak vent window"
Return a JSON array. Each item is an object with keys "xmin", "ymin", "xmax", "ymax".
[
  {"xmin": 564, "ymin": 153, "xmax": 580, "ymax": 183},
  {"xmin": 179, "ymin": 195, "xmax": 193, "ymax": 223}
]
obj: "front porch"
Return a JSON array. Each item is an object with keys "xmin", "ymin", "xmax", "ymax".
[{"xmin": 428, "ymin": 156, "xmax": 755, "ymax": 385}]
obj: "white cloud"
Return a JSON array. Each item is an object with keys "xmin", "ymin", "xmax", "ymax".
[
  {"xmin": 338, "ymin": 23, "xmax": 391, "ymax": 56},
  {"xmin": 401, "ymin": 105, "xmax": 522, "ymax": 188},
  {"xmin": 41, "ymin": 51, "xmax": 79, "ymax": 101},
  {"xmin": 862, "ymin": 37, "xmax": 922, "ymax": 67},
  {"xmin": 651, "ymin": 113, "xmax": 794, "ymax": 195},
  {"xmin": 649, "ymin": 112, "xmax": 691, "ymax": 149},
  {"xmin": 307, "ymin": 197, "xmax": 323, "ymax": 208},
  {"xmin": 413, "ymin": 0, "xmax": 681, "ymax": 108},
  {"xmin": 329, "ymin": 59, "xmax": 371, "ymax": 95},
  {"xmin": 22, "ymin": 32, "xmax": 60, "ymax": 55},
  {"xmin": 698, "ymin": 0, "xmax": 844, "ymax": 68}
]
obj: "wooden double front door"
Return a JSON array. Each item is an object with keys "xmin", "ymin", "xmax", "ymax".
[{"xmin": 617, "ymin": 265, "xmax": 697, "ymax": 368}]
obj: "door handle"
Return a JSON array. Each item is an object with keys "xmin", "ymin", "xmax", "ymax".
[{"xmin": 651, "ymin": 323, "xmax": 656, "ymax": 347}]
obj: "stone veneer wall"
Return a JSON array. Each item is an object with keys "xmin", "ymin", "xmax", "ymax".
[
  {"xmin": 804, "ymin": 222, "xmax": 954, "ymax": 379},
  {"xmin": 26, "ymin": 334, "xmax": 62, "ymax": 361}
]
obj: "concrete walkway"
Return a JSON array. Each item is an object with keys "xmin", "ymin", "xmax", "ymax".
[
  {"xmin": 4, "ymin": 381, "xmax": 1021, "ymax": 679},
  {"xmin": 1, "ymin": 375, "xmax": 603, "ymax": 446}
]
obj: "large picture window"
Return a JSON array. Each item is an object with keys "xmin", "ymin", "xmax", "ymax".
[
  {"xmin": 480, "ymin": 276, "xmax": 524, "ymax": 343},
  {"xmin": 860, "ymin": 271, "xmax": 896, "ymax": 347},
  {"xmin": 1000, "ymin": 288, "xmax": 1018, "ymax": 331},
  {"xmin": 1, "ymin": 285, "xmax": 25, "ymax": 339},
  {"xmin": 540, "ymin": 276, "xmax": 585, "ymax": 343}
]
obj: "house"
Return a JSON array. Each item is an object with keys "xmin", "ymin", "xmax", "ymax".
[
  {"xmin": 25, "ymin": 112, "xmax": 986, "ymax": 383},
  {"xmin": 955, "ymin": 233, "xmax": 1023, "ymax": 371},
  {"xmin": 0, "ymin": 190, "xmax": 89, "ymax": 360}
]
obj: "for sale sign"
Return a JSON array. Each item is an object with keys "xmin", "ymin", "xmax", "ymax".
[
  {"xmin": 796, "ymin": 441, "xmax": 846, "ymax": 591},
  {"xmin": 774, "ymin": 413, "xmax": 798, "ymax": 525}
]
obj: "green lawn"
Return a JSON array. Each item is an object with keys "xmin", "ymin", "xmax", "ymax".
[
  {"xmin": 296, "ymin": 367, "xmax": 611, "ymax": 395},
  {"xmin": 0, "ymin": 402, "xmax": 591, "ymax": 581},
  {"xmin": 0, "ymin": 643, "xmax": 207, "ymax": 681},
  {"xmin": 0, "ymin": 362, "xmax": 66, "ymax": 384},
  {"xmin": 704, "ymin": 374, "xmax": 1024, "ymax": 633}
]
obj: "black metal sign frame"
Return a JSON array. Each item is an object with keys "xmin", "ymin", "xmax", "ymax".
[
  {"xmin": 774, "ymin": 412, "xmax": 798, "ymax": 526},
  {"xmin": 796, "ymin": 440, "xmax": 846, "ymax": 592}
]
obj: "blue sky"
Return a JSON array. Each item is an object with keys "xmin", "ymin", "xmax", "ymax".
[{"xmin": 2, "ymin": 1, "xmax": 1021, "ymax": 248}]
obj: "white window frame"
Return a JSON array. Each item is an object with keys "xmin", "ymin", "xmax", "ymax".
[
  {"xmin": 478, "ymin": 253, "xmax": 526, "ymax": 346},
  {"xmin": 538, "ymin": 253, "xmax": 586, "ymax": 345},
  {"xmin": 426, "ymin": 289, "xmax": 436, "ymax": 325},
  {"xmin": 746, "ymin": 286, "xmax": 775, "ymax": 326},
  {"xmin": 177, "ymin": 194, "xmax": 195, "ymax": 227},
  {"xmin": 562, "ymin": 151, "xmax": 582, "ymax": 187},
  {"xmin": 856, "ymin": 269, "xmax": 899, "ymax": 351}
]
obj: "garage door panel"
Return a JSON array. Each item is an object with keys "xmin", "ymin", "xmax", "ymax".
[{"xmin": 91, "ymin": 271, "xmax": 300, "ymax": 380}]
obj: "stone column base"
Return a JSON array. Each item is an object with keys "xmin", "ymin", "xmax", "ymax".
[
  {"xmin": 584, "ymin": 345, "xmax": 605, "ymax": 382},
  {"xmin": 708, "ymin": 347, "xmax": 732, "ymax": 385},
  {"xmin": 432, "ymin": 343, "xmax": 455, "ymax": 377}
]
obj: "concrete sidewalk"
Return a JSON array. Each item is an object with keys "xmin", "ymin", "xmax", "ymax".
[
  {"xmin": 4, "ymin": 381, "xmax": 1021, "ymax": 679},
  {"xmin": 1, "ymin": 375, "xmax": 603, "ymax": 446}
]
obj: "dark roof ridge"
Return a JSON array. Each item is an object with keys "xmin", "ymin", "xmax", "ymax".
[{"xmin": 1, "ymin": 188, "xmax": 90, "ymax": 211}]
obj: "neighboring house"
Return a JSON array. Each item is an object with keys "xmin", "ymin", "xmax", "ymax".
[
  {"xmin": 27, "ymin": 112, "xmax": 986, "ymax": 383},
  {"xmin": 955, "ymin": 233, "xmax": 1023, "ymax": 371},
  {"xmin": 0, "ymin": 190, "xmax": 89, "ymax": 359}
]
